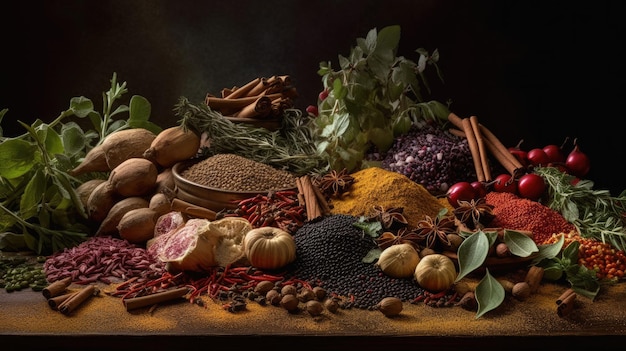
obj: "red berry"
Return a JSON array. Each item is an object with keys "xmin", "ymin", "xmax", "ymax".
[
  {"xmin": 305, "ymin": 105, "xmax": 319, "ymax": 117},
  {"xmin": 517, "ymin": 173, "xmax": 546, "ymax": 201},
  {"xmin": 526, "ymin": 148, "xmax": 550, "ymax": 167},
  {"xmin": 493, "ymin": 174, "xmax": 517, "ymax": 194},
  {"xmin": 446, "ymin": 182, "xmax": 477, "ymax": 208}
]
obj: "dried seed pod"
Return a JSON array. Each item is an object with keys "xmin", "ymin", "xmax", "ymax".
[
  {"xmin": 143, "ymin": 126, "xmax": 201, "ymax": 168},
  {"xmin": 87, "ymin": 181, "xmax": 118, "ymax": 223},
  {"xmin": 305, "ymin": 300, "xmax": 324, "ymax": 317},
  {"xmin": 69, "ymin": 144, "xmax": 110, "ymax": 176},
  {"xmin": 324, "ymin": 298, "xmax": 339, "ymax": 313},
  {"xmin": 266, "ymin": 289, "xmax": 281, "ymax": 306},
  {"xmin": 375, "ymin": 297, "xmax": 403, "ymax": 317},
  {"xmin": 313, "ymin": 286, "xmax": 327, "ymax": 301},
  {"xmin": 280, "ymin": 284, "xmax": 297, "ymax": 296},
  {"xmin": 76, "ymin": 178, "xmax": 107, "ymax": 209},
  {"xmin": 101, "ymin": 128, "xmax": 156, "ymax": 170},
  {"xmin": 280, "ymin": 294, "xmax": 299, "ymax": 313},
  {"xmin": 297, "ymin": 288, "xmax": 316, "ymax": 303},
  {"xmin": 108, "ymin": 158, "xmax": 158, "ymax": 197},
  {"xmin": 96, "ymin": 196, "xmax": 150, "ymax": 237},
  {"xmin": 117, "ymin": 208, "xmax": 160, "ymax": 244},
  {"xmin": 254, "ymin": 280, "xmax": 275, "ymax": 295}
]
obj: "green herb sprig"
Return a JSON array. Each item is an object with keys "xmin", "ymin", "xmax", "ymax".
[
  {"xmin": 176, "ymin": 97, "xmax": 325, "ymax": 176},
  {"xmin": 534, "ymin": 166, "xmax": 626, "ymax": 252}
]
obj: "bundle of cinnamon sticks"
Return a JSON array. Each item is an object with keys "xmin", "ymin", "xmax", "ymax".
[
  {"xmin": 205, "ymin": 75, "xmax": 298, "ymax": 119},
  {"xmin": 296, "ymin": 175, "xmax": 331, "ymax": 221},
  {"xmin": 448, "ymin": 112, "xmax": 524, "ymax": 181},
  {"xmin": 43, "ymin": 277, "xmax": 100, "ymax": 315}
]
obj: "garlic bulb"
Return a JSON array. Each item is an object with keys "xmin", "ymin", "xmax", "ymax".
[{"xmin": 376, "ymin": 243, "xmax": 420, "ymax": 278}]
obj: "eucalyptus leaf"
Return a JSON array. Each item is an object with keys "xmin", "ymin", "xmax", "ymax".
[
  {"xmin": 474, "ymin": 269, "xmax": 506, "ymax": 319},
  {"xmin": 456, "ymin": 230, "xmax": 490, "ymax": 282},
  {"xmin": 503, "ymin": 229, "xmax": 539, "ymax": 257}
]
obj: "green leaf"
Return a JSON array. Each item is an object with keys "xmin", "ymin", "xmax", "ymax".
[
  {"xmin": 541, "ymin": 262, "xmax": 565, "ymax": 281},
  {"xmin": 532, "ymin": 235, "xmax": 564, "ymax": 265},
  {"xmin": 456, "ymin": 230, "xmax": 490, "ymax": 281},
  {"xmin": 0, "ymin": 138, "xmax": 37, "ymax": 178},
  {"xmin": 362, "ymin": 247, "xmax": 382, "ymax": 263},
  {"xmin": 19, "ymin": 168, "xmax": 45, "ymax": 219},
  {"xmin": 40, "ymin": 124, "xmax": 64, "ymax": 156},
  {"xmin": 563, "ymin": 240, "xmax": 580, "ymax": 261},
  {"xmin": 474, "ymin": 269, "xmax": 506, "ymax": 319},
  {"xmin": 374, "ymin": 25, "xmax": 400, "ymax": 56},
  {"xmin": 503, "ymin": 229, "xmax": 539, "ymax": 257},
  {"xmin": 60, "ymin": 122, "xmax": 87, "ymax": 157},
  {"xmin": 128, "ymin": 95, "xmax": 151, "ymax": 122},
  {"xmin": 69, "ymin": 96, "xmax": 95, "ymax": 117}
]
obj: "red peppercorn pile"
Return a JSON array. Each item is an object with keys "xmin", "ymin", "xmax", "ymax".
[
  {"xmin": 485, "ymin": 191, "xmax": 576, "ymax": 244},
  {"xmin": 545, "ymin": 232, "xmax": 626, "ymax": 281}
]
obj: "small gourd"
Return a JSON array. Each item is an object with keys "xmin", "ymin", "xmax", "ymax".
[
  {"xmin": 376, "ymin": 243, "xmax": 420, "ymax": 278},
  {"xmin": 413, "ymin": 253, "xmax": 457, "ymax": 292},
  {"xmin": 243, "ymin": 227, "xmax": 296, "ymax": 270}
]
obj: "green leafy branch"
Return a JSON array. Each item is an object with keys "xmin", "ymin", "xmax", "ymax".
[
  {"xmin": 0, "ymin": 73, "xmax": 160, "ymax": 255},
  {"xmin": 313, "ymin": 25, "xmax": 450, "ymax": 173}
]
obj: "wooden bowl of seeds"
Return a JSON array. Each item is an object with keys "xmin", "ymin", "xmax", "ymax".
[{"xmin": 172, "ymin": 155, "xmax": 297, "ymax": 212}]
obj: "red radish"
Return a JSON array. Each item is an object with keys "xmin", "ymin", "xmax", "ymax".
[
  {"xmin": 493, "ymin": 174, "xmax": 517, "ymax": 194},
  {"xmin": 319, "ymin": 89, "xmax": 329, "ymax": 101},
  {"xmin": 305, "ymin": 105, "xmax": 319, "ymax": 117},
  {"xmin": 526, "ymin": 148, "xmax": 550, "ymax": 166},
  {"xmin": 508, "ymin": 140, "xmax": 528, "ymax": 166},
  {"xmin": 470, "ymin": 181, "xmax": 488, "ymax": 199},
  {"xmin": 517, "ymin": 173, "xmax": 546, "ymax": 201},
  {"xmin": 542, "ymin": 144, "xmax": 565, "ymax": 163},
  {"xmin": 446, "ymin": 181, "xmax": 476, "ymax": 208},
  {"xmin": 565, "ymin": 144, "xmax": 590, "ymax": 177}
]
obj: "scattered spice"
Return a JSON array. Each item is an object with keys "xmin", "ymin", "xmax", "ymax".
[
  {"xmin": 485, "ymin": 191, "xmax": 576, "ymax": 244},
  {"xmin": 329, "ymin": 167, "xmax": 446, "ymax": 228}
]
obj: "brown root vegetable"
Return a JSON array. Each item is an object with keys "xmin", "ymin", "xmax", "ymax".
[
  {"xmin": 149, "ymin": 192, "xmax": 171, "ymax": 216},
  {"xmin": 86, "ymin": 181, "xmax": 118, "ymax": 223},
  {"xmin": 101, "ymin": 128, "xmax": 156, "ymax": 170},
  {"xmin": 143, "ymin": 126, "xmax": 201, "ymax": 168},
  {"xmin": 76, "ymin": 178, "xmax": 107, "ymax": 209},
  {"xmin": 117, "ymin": 207, "xmax": 160, "ymax": 244},
  {"xmin": 69, "ymin": 144, "xmax": 110, "ymax": 176},
  {"xmin": 155, "ymin": 167, "xmax": 175, "ymax": 193},
  {"xmin": 95, "ymin": 196, "xmax": 150, "ymax": 237},
  {"xmin": 108, "ymin": 158, "xmax": 158, "ymax": 197}
]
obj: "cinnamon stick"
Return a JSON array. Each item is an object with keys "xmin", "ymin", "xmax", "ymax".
[
  {"xmin": 462, "ymin": 117, "xmax": 485, "ymax": 182},
  {"xmin": 170, "ymin": 198, "xmax": 217, "ymax": 220},
  {"xmin": 205, "ymin": 93, "xmax": 282, "ymax": 115},
  {"xmin": 47, "ymin": 291, "xmax": 78, "ymax": 311},
  {"xmin": 123, "ymin": 287, "xmax": 190, "ymax": 311},
  {"xmin": 42, "ymin": 276, "xmax": 72, "ymax": 299},
  {"xmin": 298, "ymin": 175, "xmax": 322, "ymax": 220},
  {"xmin": 479, "ymin": 123, "xmax": 524, "ymax": 170},
  {"xmin": 470, "ymin": 115, "xmax": 491, "ymax": 181},
  {"xmin": 556, "ymin": 288, "xmax": 576, "ymax": 305},
  {"xmin": 224, "ymin": 77, "xmax": 262, "ymax": 99},
  {"xmin": 557, "ymin": 290, "xmax": 577, "ymax": 317},
  {"xmin": 58, "ymin": 284, "xmax": 97, "ymax": 315},
  {"xmin": 232, "ymin": 95, "xmax": 273, "ymax": 119}
]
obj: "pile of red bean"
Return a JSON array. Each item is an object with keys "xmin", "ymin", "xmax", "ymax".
[{"xmin": 44, "ymin": 236, "xmax": 166, "ymax": 285}]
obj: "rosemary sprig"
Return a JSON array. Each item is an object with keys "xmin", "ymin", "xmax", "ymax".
[
  {"xmin": 534, "ymin": 166, "xmax": 626, "ymax": 252},
  {"xmin": 175, "ymin": 97, "xmax": 326, "ymax": 176}
]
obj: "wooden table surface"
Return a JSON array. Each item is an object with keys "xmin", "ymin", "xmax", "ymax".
[{"xmin": 2, "ymin": 276, "xmax": 625, "ymax": 351}]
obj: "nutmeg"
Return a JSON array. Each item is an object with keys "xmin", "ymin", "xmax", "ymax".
[
  {"xmin": 324, "ymin": 298, "xmax": 339, "ymax": 313},
  {"xmin": 280, "ymin": 294, "xmax": 300, "ymax": 312},
  {"xmin": 305, "ymin": 300, "xmax": 324, "ymax": 317},
  {"xmin": 254, "ymin": 280, "xmax": 275, "ymax": 295},
  {"xmin": 297, "ymin": 288, "xmax": 316, "ymax": 302},
  {"xmin": 512, "ymin": 281, "xmax": 531, "ymax": 301},
  {"xmin": 375, "ymin": 296, "xmax": 403, "ymax": 317},
  {"xmin": 280, "ymin": 284, "xmax": 297, "ymax": 296},
  {"xmin": 496, "ymin": 242, "xmax": 511, "ymax": 257},
  {"xmin": 266, "ymin": 289, "xmax": 281, "ymax": 306}
]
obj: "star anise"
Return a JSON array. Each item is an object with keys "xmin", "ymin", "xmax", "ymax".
[
  {"xmin": 376, "ymin": 227, "xmax": 422, "ymax": 250},
  {"xmin": 370, "ymin": 205, "xmax": 409, "ymax": 230},
  {"xmin": 316, "ymin": 168, "xmax": 355, "ymax": 197},
  {"xmin": 413, "ymin": 214, "xmax": 457, "ymax": 250},
  {"xmin": 453, "ymin": 198, "xmax": 495, "ymax": 230}
]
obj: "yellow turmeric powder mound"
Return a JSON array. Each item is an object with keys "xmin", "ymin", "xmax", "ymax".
[{"xmin": 329, "ymin": 167, "xmax": 446, "ymax": 227}]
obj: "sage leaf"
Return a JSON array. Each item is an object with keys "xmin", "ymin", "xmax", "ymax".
[
  {"xmin": 531, "ymin": 235, "xmax": 564, "ymax": 265},
  {"xmin": 503, "ymin": 229, "xmax": 538, "ymax": 257},
  {"xmin": 474, "ymin": 268, "xmax": 505, "ymax": 319},
  {"xmin": 19, "ymin": 168, "xmax": 45, "ymax": 220},
  {"xmin": 455, "ymin": 230, "xmax": 489, "ymax": 282}
]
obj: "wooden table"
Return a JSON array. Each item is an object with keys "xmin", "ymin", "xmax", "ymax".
[{"xmin": 2, "ymin": 278, "xmax": 625, "ymax": 350}]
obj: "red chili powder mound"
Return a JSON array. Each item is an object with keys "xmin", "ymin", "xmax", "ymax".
[{"xmin": 485, "ymin": 191, "xmax": 577, "ymax": 244}]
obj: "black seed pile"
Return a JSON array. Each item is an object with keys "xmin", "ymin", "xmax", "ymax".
[{"xmin": 287, "ymin": 214, "xmax": 425, "ymax": 309}]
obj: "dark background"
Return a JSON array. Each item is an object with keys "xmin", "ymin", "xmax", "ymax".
[{"xmin": 1, "ymin": 0, "xmax": 624, "ymax": 195}]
